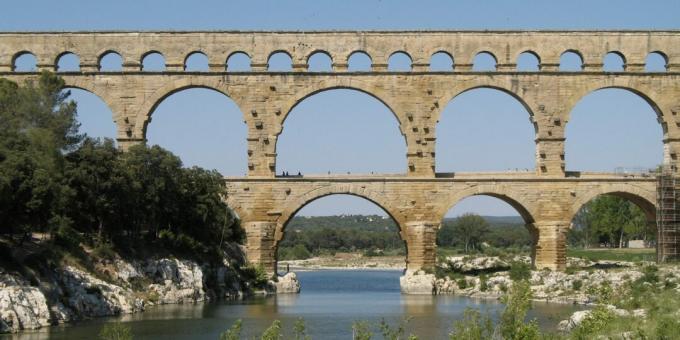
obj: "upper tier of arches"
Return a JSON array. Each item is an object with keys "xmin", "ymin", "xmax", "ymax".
[{"xmin": 3, "ymin": 32, "xmax": 676, "ymax": 73}]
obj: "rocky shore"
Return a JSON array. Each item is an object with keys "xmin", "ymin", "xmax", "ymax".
[
  {"xmin": 0, "ymin": 243, "xmax": 285, "ymax": 333},
  {"xmin": 279, "ymin": 254, "xmax": 406, "ymax": 271}
]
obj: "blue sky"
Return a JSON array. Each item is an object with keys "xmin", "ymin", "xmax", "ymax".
[{"xmin": 4, "ymin": 0, "xmax": 676, "ymax": 218}]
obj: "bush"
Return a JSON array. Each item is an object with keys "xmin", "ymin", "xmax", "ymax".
[
  {"xmin": 449, "ymin": 308, "xmax": 493, "ymax": 340},
  {"xmin": 500, "ymin": 281, "xmax": 539, "ymax": 340},
  {"xmin": 457, "ymin": 278, "xmax": 469, "ymax": 289},
  {"xmin": 509, "ymin": 261, "xmax": 531, "ymax": 282},
  {"xmin": 241, "ymin": 264, "xmax": 269, "ymax": 287},
  {"xmin": 571, "ymin": 279, "xmax": 583, "ymax": 291},
  {"xmin": 92, "ymin": 242, "xmax": 117, "ymax": 261},
  {"xmin": 99, "ymin": 322, "xmax": 133, "ymax": 340},
  {"xmin": 261, "ymin": 320, "xmax": 282, "ymax": 340},
  {"xmin": 352, "ymin": 321, "xmax": 373, "ymax": 340},
  {"xmin": 479, "ymin": 275, "xmax": 489, "ymax": 292},
  {"xmin": 54, "ymin": 224, "xmax": 83, "ymax": 251},
  {"xmin": 220, "ymin": 319, "xmax": 242, "ymax": 340},
  {"xmin": 570, "ymin": 306, "xmax": 615, "ymax": 339}
]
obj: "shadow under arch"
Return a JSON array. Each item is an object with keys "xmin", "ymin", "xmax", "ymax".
[{"xmin": 135, "ymin": 81, "xmax": 245, "ymax": 137}]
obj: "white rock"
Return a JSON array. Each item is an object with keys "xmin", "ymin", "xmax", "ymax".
[
  {"xmin": 274, "ymin": 273, "xmax": 300, "ymax": 294},
  {"xmin": 145, "ymin": 259, "xmax": 206, "ymax": 304},
  {"xmin": 0, "ymin": 286, "xmax": 51, "ymax": 332},
  {"xmin": 59, "ymin": 266, "xmax": 142, "ymax": 317},
  {"xmin": 400, "ymin": 272, "xmax": 435, "ymax": 295},
  {"xmin": 557, "ymin": 310, "xmax": 592, "ymax": 332}
]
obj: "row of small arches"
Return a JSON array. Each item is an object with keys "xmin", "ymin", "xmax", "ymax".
[{"xmin": 12, "ymin": 50, "xmax": 670, "ymax": 73}]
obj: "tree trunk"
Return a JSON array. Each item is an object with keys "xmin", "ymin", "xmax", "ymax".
[{"xmin": 619, "ymin": 229, "xmax": 625, "ymax": 248}]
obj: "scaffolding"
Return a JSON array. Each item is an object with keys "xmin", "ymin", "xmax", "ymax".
[{"xmin": 657, "ymin": 166, "xmax": 680, "ymax": 263}]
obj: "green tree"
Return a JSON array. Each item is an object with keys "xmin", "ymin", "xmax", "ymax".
[
  {"xmin": 570, "ymin": 195, "xmax": 648, "ymax": 248},
  {"xmin": 452, "ymin": 213, "xmax": 490, "ymax": 253},
  {"xmin": 0, "ymin": 72, "xmax": 81, "ymax": 240}
]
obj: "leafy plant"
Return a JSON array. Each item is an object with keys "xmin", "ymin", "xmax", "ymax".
[
  {"xmin": 220, "ymin": 319, "xmax": 242, "ymax": 340},
  {"xmin": 99, "ymin": 322, "xmax": 133, "ymax": 340}
]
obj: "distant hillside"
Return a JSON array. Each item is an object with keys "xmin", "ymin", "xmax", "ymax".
[{"xmin": 287, "ymin": 214, "xmax": 525, "ymax": 232}]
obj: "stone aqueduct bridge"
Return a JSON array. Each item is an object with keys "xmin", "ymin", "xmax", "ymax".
[{"xmin": 2, "ymin": 31, "xmax": 679, "ymax": 273}]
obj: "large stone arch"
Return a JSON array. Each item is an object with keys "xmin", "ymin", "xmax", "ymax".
[
  {"xmin": 434, "ymin": 84, "xmax": 540, "ymax": 134},
  {"xmin": 571, "ymin": 183, "xmax": 657, "ymax": 222},
  {"xmin": 61, "ymin": 79, "xmax": 121, "ymax": 125},
  {"xmin": 274, "ymin": 184, "xmax": 407, "ymax": 243},
  {"xmin": 438, "ymin": 184, "xmax": 539, "ymax": 225},
  {"xmin": 133, "ymin": 78, "xmax": 247, "ymax": 138},
  {"xmin": 562, "ymin": 84, "xmax": 667, "ymax": 136}
]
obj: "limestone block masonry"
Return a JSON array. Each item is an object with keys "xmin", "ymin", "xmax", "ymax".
[{"xmin": 0, "ymin": 30, "xmax": 677, "ymax": 276}]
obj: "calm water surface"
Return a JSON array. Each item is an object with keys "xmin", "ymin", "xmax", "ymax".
[{"xmin": 2, "ymin": 270, "xmax": 584, "ymax": 339}]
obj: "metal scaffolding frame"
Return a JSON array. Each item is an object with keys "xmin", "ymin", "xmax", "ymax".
[{"xmin": 657, "ymin": 166, "xmax": 680, "ymax": 262}]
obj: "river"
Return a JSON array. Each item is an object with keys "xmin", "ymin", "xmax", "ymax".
[{"xmin": 1, "ymin": 270, "xmax": 584, "ymax": 339}]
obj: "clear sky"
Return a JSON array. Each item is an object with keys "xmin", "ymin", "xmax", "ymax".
[{"xmin": 4, "ymin": 0, "xmax": 676, "ymax": 218}]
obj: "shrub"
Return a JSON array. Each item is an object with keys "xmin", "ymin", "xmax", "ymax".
[
  {"xmin": 92, "ymin": 242, "xmax": 116, "ymax": 261},
  {"xmin": 572, "ymin": 279, "xmax": 583, "ymax": 291},
  {"xmin": 449, "ymin": 308, "xmax": 493, "ymax": 340},
  {"xmin": 479, "ymin": 275, "xmax": 489, "ymax": 292},
  {"xmin": 54, "ymin": 224, "xmax": 82, "ymax": 251},
  {"xmin": 220, "ymin": 319, "xmax": 242, "ymax": 340},
  {"xmin": 241, "ymin": 264, "xmax": 269, "ymax": 287},
  {"xmin": 352, "ymin": 321, "xmax": 373, "ymax": 340},
  {"xmin": 293, "ymin": 318, "xmax": 311, "ymax": 340},
  {"xmin": 99, "ymin": 322, "xmax": 133, "ymax": 340},
  {"xmin": 509, "ymin": 261, "xmax": 531, "ymax": 282},
  {"xmin": 261, "ymin": 320, "xmax": 282, "ymax": 340},
  {"xmin": 500, "ymin": 281, "xmax": 540, "ymax": 340},
  {"xmin": 570, "ymin": 306, "xmax": 614, "ymax": 339},
  {"xmin": 457, "ymin": 278, "xmax": 468, "ymax": 289}
]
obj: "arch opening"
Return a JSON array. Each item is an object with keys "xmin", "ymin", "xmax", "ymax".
[
  {"xmin": 603, "ymin": 52, "xmax": 625, "ymax": 72},
  {"xmin": 347, "ymin": 51, "xmax": 372, "ymax": 72},
  {"xmin": 276, "ymin": 194, "xmax": 406, "ymax": 277},
  {"xmin": 646, "ymin": 52, "xmax": 668, "ymax": 72},
  {"xmin": 437, "ymin": 194, "xmax": 537, "ymax": 267},
  {"xmin": 430, "ymin": 51, "xmax": 454, "ymax": 71},
  {"xmin": 142, "ymin": 52, "xmax": 165, "ymax": 72},
  {"xmin": 226, "ymin": 52, "xmax": 251, "ymax": 72},
  {"xmin": 472, "ymin": 52, "xmax": 497, "ymax": 71},
  {"xmin": 307, "ymin": 51, "xmax": 332, "ymax": 72},
  {"xmin": 99, "ymin": 51, "xmax": 123, "ymax": 72},
  {"xmin": 560, "ymin": 51, "xmax": 583, "ymax": 71},
  {"xmin": 567, "ymin": 193, "xmax": 656, "ymax": 263},
  {"xmin": 387, "ymin": 52, "xmax": 412, "ymax": 72},
  {"xmin": 268, "ymin": 51, "xmax": 292, "ymax": 72},
  {"xmin": 184, "ymin": 52, "xmax": 209, "ymax": 71},
  {"xmin": 436, "ymin": 88, "xmax": 535, "ymax": 173},
  {"xmin": 13, "ymin": 52, "xmax": 37, "ymax": 72},
  {"xmin": 277, "ymin": 88, "xmax": 406, "ymax": 175},
  {"xmin": 564, "ymin": 88, "xmax": 663, "ymax": 172},
  {"xmin": 517, "ymin": 51, "xmax": 540, "ymax": 71},
  {"xmin": 63, "ymin": 87, "xmax": 118, "ymax": 144},
  {"xmin": 56, "ymin": 52, "xmax": 80, "ymax": 72},
  {"xmin": 145, "ymin": 87, "xmax": 247, "ymax": 176}
]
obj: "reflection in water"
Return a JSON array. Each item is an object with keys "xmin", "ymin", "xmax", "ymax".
[{"xmin": 0, "ymin": 270, "xmax": 585, "ymax": 340}]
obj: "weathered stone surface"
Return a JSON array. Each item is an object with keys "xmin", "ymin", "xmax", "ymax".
[
  {"xmin": 274, "ymin": 272, "xmax": 301, "ymax": 294},
  {"xmin": 144, "ymin": 259, "xmax": 206, "ymax": 304},
  {"xmin": 0, "ymin": 31, "xmax": 676, "ymax": 276},
  {"xmin": 400, "ymin": 271, "xmax": 435, "ymax": 294},
  {"xmin": 0, "ymin": 285, "xmax": 51, "ymax": 333}
]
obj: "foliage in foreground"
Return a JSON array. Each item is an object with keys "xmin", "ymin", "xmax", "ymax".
[
  {"xmin": 99, "ymin": 322, "xmax": 133, "ymax": 340},
  {"xmin": 0, "ymin": 72, "xmax": 244, "ymax": 263}
]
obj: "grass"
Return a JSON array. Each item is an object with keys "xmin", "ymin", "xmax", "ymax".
[{"xmin": 567, "ymin": 247, "xmax": 656, "ymax": 262}]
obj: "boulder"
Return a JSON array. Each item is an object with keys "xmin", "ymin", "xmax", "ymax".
[
  {"xmin": 0, "ymin": 286, "xmax": 51, "ymax": 332},
  {"xmin": 400, "ymin": 271, "xmax": 435, "ymax": 295},
  {"xmin": 274, "ymin": 273, "xmax": 300, "ymax": 294},
  {"xmin": 144, "ymin": 259, "xmax": 206, "ymax": 304}
]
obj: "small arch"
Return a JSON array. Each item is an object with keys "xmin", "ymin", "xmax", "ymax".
[
  {"xmin": 268, "ymin": 51, "xmax": 293, "ymax": 72},
  {"xmin": 430, "ymin": 51, "xmax": 454, "ymax": 71},
  {"xmin": 56, "ymin": 52, "xmax": 80, "ymax": 72},
  {"xmin": 472, "ymin": 52, "xmax": 497, "ymax": 71},
  {"xmin": 646, "ymin": 51, "xmax": 668, "ymax": 72},
  {"xmin": 560, "ymin": 50, "xmax": 583, "ymax": 71},
  {"xmin": 142, "ymin": 51, "xmax": 166, "ymax": 72},
  {"xmin": 12, "ymin": 51, "xmax": 37, "ymax": 72},
  {"xmin": 226, "ymin": 51, "xmax": 251, "ymax": 72},
  {"xmin": 516, "ymin": 51, "xmax": 540, "ymax": 71},
  {"xmin": 184, "ymin": 51, "xmax": 209, "ymax": 71},
  {"xmin": 307, "ymin": 51, "xmax": 333, "ymax": 72},
  {"xmin": 98, "ymin": 51, "xmax": 123, "ymax": 72},
  {"xmin": 347, "ymin": 51, "xmax": 372, "ymax": 72},
  {"xmin": 387, "ymin": 51, "xmax": 412, "ymax": 72},
  {"xmin": 603, "ymin": 51, "xmax": 626, "ymax": 72}
]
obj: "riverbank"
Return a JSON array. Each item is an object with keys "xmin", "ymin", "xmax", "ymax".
[
  {"xmin": 278, "ymin": 253, "xmax": 405, "ymax": 271},
  {"xmin": 0, "ymin": 236, "xmax": 267, "ymax": 334}
]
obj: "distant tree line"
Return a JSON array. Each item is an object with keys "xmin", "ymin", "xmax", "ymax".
[
  {"xmin": 436, "ymin": 213, "xmax": 532, "ymax": 253},
  {"xmin": 568, "ymin": 195, "xmax": 652, "ymax": 248},
  {"xmin": 0, "ymin": 72, "xmax": 243, "ymax": 257}
]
